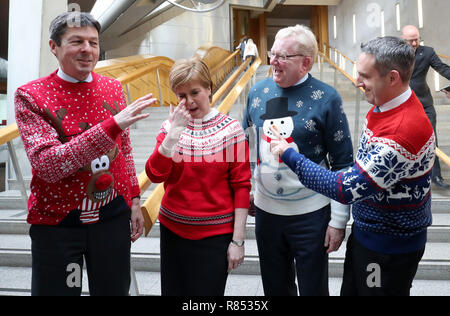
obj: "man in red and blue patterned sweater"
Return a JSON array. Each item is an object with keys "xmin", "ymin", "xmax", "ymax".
[
  {"xmin": 271, "ymin": 36, "xmax": 435, "ymax": 296},
  {"xmin": 14, "ymin": 12, "xmax": 155, "ymax": 296}
]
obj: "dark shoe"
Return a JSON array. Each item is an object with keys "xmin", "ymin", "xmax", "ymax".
[{"xmin": 432, "ymin": 176, "xmax": 450, "ymax": 189}]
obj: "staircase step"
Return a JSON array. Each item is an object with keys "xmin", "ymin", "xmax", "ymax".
[
  {"xmin": 1, "ymin": 266, "xmax": 449, "ymax": 296},
  {"xmin": 2, "ymin": 213, "xmax": 450, "ymax": 242},
  {"xmin": 1, "ymin": 233, "xmax": 449, "ymax": 280},
  {"xmin": 137, "ymin": 273, "xmax": 450, "ymax": 296}
]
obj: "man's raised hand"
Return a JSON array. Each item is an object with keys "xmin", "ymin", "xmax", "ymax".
[
  {"xmin": 269, "ymin": 126, "xmax": 290, "ymax": 158},
  {"xmin": 114, "ymin": 93, "xmax": 157, "ymax": 130}
]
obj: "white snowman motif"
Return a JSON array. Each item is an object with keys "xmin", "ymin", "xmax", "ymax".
[
  {"xmin": 260, "ymin": 117, "xmax": 298, "ymax": 166},
  {"xmin": 257, "ymin": 97, "xmax": 313, "ymax": 200}
]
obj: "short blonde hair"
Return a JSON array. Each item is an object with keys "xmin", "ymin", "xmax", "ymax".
[
  {"xmin": 169, "ymin": 57, "xmax": 213, "ymax": 94},
  {"xmin": 275, "ymin": 24, "xmax": 318, "ymax": 70}
]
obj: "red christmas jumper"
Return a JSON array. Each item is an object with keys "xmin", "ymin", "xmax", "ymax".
[
  {"xmin": 146, "ymin": 109, "xmax": 251, "ymax": 240},
  {"xmin": 15, "ymin": 71, "xmax": 141, "ymax": 226}
]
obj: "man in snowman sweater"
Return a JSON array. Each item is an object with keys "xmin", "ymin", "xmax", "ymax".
[{"xmin": 242, "ymin": 25, "xmax": 353, "ymax": 296}]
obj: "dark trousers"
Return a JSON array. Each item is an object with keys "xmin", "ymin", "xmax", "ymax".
[
  {"xmin": 424, "ymin": 106, "xmax": 441, "ymax": 178},
  {"xmin": 30, "ymin": 211, "xmax": 131, "ymax": 296},
  {"xmin": 255, "ymin": 205, "xmax": 330, "ymax": 296},
  {"xmin": 160, "ymin": 224, "xmax": 231, "ymax": 296},
  {"xmin": 340, "ymin": 232, "xmax": 425, "ymax": 296}
]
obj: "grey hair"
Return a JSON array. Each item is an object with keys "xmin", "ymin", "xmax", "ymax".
[
  {"xmin": 360, "ymin": 36, "xmax": 415, "ymax": 83},
  {"xmin": 275, "ymin": 24, "xmax": 318, "ymax": 70},
  {"xmin": 49, "ymin": 12, "xmax": 101, "ymax": 46}
]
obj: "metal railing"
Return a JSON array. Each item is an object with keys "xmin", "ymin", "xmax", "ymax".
[
  {"xmin": 325, "ymin": 42, "xmax": 450, "ymax": 95},
  {"xmin": 210, "ymin": 49, "xmax": 241, "ymax": 91},
  {"xmin": 317, "ymin": 51, "xmax": 364, "ymax": 153},
  {"xmin": 196, "ymin": 46, "xmax": 241, "ymax": 92},
  {"xmin": 319, "ymin": 43, "xmax": 450, "ymax": 168},
  {"xmin": 0, "ymin": 123, "xmax": 28, "ymax": 210},
  {"xmin": 436, "ymin": 53, "xmax": 450, "ymax": 94},
  {"xmin": 118, "ymin": 62, "xmax": 174, "ymax": 107},
  {"xmin": 211, "ymin": 57, "xmax": 250, "ymax": 107}
]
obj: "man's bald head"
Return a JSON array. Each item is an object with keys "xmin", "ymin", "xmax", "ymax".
[{"xmin": 402, "ymin": 25, "xmax": 420, "ymax": 51}]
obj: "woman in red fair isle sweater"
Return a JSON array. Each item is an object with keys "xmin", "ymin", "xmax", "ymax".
[{"xmin": 145, "ymin": 58, "xmax": 251, "ymax": 296}]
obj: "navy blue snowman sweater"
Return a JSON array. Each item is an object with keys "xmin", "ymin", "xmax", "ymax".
[{"xmin": 243, "ymin": 74, "xmax": 354, "ymax": 228}]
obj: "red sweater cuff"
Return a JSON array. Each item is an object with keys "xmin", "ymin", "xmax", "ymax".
[
  {"xmin": 130, "ymin": 185, "xmax": 141, "ymax": 199},
  {"xmin": 234, "ymin": 187, "xmax": 250, "ymax": 209},
  {"xmin": 146, "ymin": 147, "xmax": 174, "ymax": 182},
  {"xmin": 101, "ymin": 117, "xmax": 123, "ymax": 141}
]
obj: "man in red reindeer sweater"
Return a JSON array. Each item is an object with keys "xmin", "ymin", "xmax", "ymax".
[{"xmin": 14, "ymin": 12, "xmax": 156, "ymax": 296}]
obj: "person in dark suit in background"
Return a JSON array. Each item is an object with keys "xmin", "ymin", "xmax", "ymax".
[
  {"xmin": 402, "ymin": 25, "xmax": 450, "ymax": 189},
  {"xmin": 441, "ymin": 86, "xmax": 450, "ymax": 99}
]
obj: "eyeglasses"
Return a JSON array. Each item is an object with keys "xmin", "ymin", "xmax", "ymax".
[
  {"xmin": 405, "ymin": 38, "xmax": 421, "ymax": 44},
  {"xmin": 268, "ymin": 52, "xmax": 305, "ymax": 61}
]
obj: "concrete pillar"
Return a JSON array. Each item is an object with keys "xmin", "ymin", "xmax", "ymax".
[
  {"xmin": 6, "ymin": 0, "xmax": 66, "ymax": 181},
  {"xmin": 7, "ymin": 0, "xmax": 66, "ymax": 124}
]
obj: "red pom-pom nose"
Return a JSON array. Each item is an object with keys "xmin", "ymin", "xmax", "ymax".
[{"xmin": 96, "ymin": 174, "xmax": 113, "ymax": 191}]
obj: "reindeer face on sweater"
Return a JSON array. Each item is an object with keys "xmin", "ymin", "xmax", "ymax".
[
  {"xmin": 85, "ymin": 145, "xmax": 118, "ymax": 203},
  {"xmin": 44, "ymin": 101, "xmax": 121, "ymax": 209}
]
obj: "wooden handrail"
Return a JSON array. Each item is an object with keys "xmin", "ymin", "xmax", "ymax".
[
  {"xmin": 210, "ymin": 58, "xmax": 250, "ymax": 107},
  {"xmin": 326, "ymin": 41, "xmax": 449, "ymax": 64},
  {"xmin": 141, "ymin": 183, "xmax": 164, "ymax": 236},
  {"xmin": 436, "ymin": 147, "xmax": 450, "ymax": 167},
  {"xmin": 319, "ymin": 52, "xmax": 363, "ymax": 92},
  {"xmin": 195, "ymin": 45, "xmax": 231, "ymax": 62},
  {"xmin": 319, "ymin": 48, "xmax": 450, "ymax": 171},
  {"xmin": 322, "ymin": 42, "xmax": 450, "ymax": 96},
  {"xmin": 0, "ymin": 123, "xmax": 20, "ymax": 146},
  {"xmin": 323, "ymin": 43, "xmax": 356, "ymax": 65},
  {"xmin": 217, "ymin": 58, "xmax": 261, "ymax": 114},
  {"xmin": 117, "ymin": 47, "xmax": 238, "ymax": 106},
  {"xmin": 336, "ymin": 49, "xmax": 356, "ymax": 65},
  {"xmin": 438, "ymin": 53, "xmax": 450, "ymax": 60},
  {"xmin": 210, "ymin": 50, "xmax": 240, "ymax": 74},
  {"xmin": 138, "ymin": 170, "xmax": 152, "ymax": 194},
  {"xmin": 95, "ymin": 55, "xmax": 171, "ymax": 73},
  {"xmin": 196, "ymin": 45, "xmax": 237, "ymax": 77},
  {"xmin": 117, "ymin": 63, "xmax": 173, "ymax": 86}
]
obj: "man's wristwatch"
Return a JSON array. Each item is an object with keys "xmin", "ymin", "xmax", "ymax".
[{"xmin": 231, "ymin": 239, "xmax": 245, "ymax": 247}]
